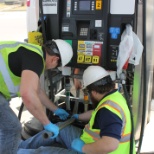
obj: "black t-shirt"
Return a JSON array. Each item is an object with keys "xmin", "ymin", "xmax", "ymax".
[
  {"xmin": 8, "ymin": 47, "xmax": 45, "ymax": 77},
  {"xmin": 93, "ymin": 108, "xmax": 122, "ymax": 140}
]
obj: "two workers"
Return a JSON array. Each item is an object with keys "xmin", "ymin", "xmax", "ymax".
[
  {"xmin": 18, "ymin": 66, "xmax": 135, "ymax": 154},
  {"xmin": 0, "ymin": 40, "xmax": 135, "ymax": 154}
]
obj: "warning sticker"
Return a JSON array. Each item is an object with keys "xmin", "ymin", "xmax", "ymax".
[
  {"xmin": 85, "ymin": 55, "xmax": 92, "ymax": 63},
  {"xmin": 77, "ymin": 54, "xmax": 84, "ymax": 63},
  {"xmin": 43, "ymin": 0, "xmax": 57, "ymax": 14},
  {"xmin": 77, "ymin": 40, "xmax": 103, "ymax": 64},
  {"xmin": 92, "ymin": 56, "xmax": 99, "ymax": 64}
]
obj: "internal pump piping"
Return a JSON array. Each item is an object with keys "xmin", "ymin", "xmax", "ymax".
[
  {"xmin": 65, "ymin": 76, "xmax": 71, "ymax": 111},
  {"xmin": 43, "ymin": 89, "xmax": 80, "ymax": 139}
]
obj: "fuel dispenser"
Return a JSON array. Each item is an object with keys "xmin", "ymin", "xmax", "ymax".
[
  {"xmin": 42, "ymin": 0, "xmax": 136, "ymax": 71},
  {"xmin": 38, "ymin": 0, "xmax": 137, "ymax": 132},
  {"xmin": 22, "ymin": 0, "xmax": 154, "ymax": 153}
]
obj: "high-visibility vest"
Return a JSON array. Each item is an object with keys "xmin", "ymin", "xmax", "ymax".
[
  {"xmin": 0, "ymin": 41, "xmax": 45, "ymax": 99},
  {"xmin": 80, "ymin": 91, "xmax": 136, "ymax": 154}
]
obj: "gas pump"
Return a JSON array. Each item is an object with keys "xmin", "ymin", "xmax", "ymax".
[
  {"xmin": 40, "ymin": 0, "xmax": 137, "ymax": 71},
  {"xmin": 38, "ymin": 0, "xmax": 137, "ymax": 120},
  {"xmin": 22, "ymin": 0, "xmax": 154, "ymax": 153}
]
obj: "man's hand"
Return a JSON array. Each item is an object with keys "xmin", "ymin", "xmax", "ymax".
[
  {"xmin": 54, "ymin": 108, "xmax": 69, "ymax": 120},
  {"xmin": 71, "ymin": 138, "xmax": 85, "ymax": 153},
  {"xmin": 44, "ymin": 122, "xmax": 59, "ymax": 139}
]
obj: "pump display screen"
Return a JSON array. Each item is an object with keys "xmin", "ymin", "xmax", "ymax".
[{"xmin": 79, "ymin": 1, "xmax": 91, "ymax": 11}]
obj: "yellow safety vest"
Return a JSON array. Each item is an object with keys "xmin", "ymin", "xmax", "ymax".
[
  {"xmin": 0, "ymin": 41, "xmax": 45, "ymax": 100},
  {"xmin": 80, "ymin": 91, "xmax": 136, "ymax": 154}
]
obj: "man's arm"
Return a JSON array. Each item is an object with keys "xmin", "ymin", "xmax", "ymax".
[
  {"xmin": 72, "ymin": 108, "xmax": 122, "ymax": 153},
  {"xmin": 20, "ymin": 70, "xmax": 50, "ymax": 125},
  {"xmin": 38, "ymin": 88, "xmax": 58, "ymax": 112},
  {"xmin": 82, "ymin": 108, "xmax": 122, "ymax": 154},
  {"xmin": 82, "ymin": 136, "xmax": 119, "ymax": 154},
  {"xmin": 78, "ymin": 110, "xmax": 93, "ymax": 122}
]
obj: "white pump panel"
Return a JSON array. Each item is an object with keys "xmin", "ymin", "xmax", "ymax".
[{"xmin": 110, "ymin": 0, "xmax": 135, "ymax": 15}]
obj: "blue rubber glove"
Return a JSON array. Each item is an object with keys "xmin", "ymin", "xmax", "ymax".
[
  {"xmin": 71, "ymin": 138, "xmax": 85, "ymax": 153},
  {"xmin": 71, "ymin": 114, "xmax": 79, "ymax": 120},
  {"xmin": 44, "ymin": 122, "xmax": 59, "ymax": 139},
  {"xmin": 54, "ymin": 108, "xmax": 69, "ymax": 120}
]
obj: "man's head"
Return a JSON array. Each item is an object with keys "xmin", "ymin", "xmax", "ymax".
[
  {"xmin": 43, "ymin": 39, "xmax": 73, "ymax": 69},
  {"xmin": 83, "ymin": 66, "xmax": 115, "ymax": 108}
]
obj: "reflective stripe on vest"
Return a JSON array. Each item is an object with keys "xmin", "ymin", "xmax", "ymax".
[
  {"xmin": 0, "ymin": 42, "xmax": 42, "ymax": 53},
  {"xmin": 0, "ymin": 53, "xmax": 19, "ymax": 97},
  {"xmin": 0, "ymin": 42, "xmax": 43, "ymax": 97},
  {"xmin": 84, "ymin": 100, "xmax": 131, "ymax": 143}
]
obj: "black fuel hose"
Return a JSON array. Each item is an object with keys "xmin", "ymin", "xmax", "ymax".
[{"xmin": 137, "ymin": 0, "xmax": 147, "ymax": 153}]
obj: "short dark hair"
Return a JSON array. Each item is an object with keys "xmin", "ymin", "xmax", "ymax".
[
  {"xmin": 87, "ymin": 75, "xmax": 115, "ymax": 94},
  {"xmin": 43, "ymin": 40, "xmax": 61, "ymax": 66}
]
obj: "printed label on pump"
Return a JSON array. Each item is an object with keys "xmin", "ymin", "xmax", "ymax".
[
  {"xmin": 92, "ymin": 56, "xmax": 99, "ymax": 64},
  {"xmin": 77, "ymin": 40, "xmax": 103, "ymax": 64},
  {"xmin": 66, "ymin": 0, "xmax": 71, "ymax": 17},
  {"xmin": 77, "ymin": 54, "xmax": 84, "ymax": 63},
  {"xmin": 85, "ymin": 55, "xmax": 92, "ymax": 63},
  {"xmin": 96, "ymin": 0, "xmax": 102, "ymax": 10},
  {"xmin": 42, "ymin": 0, "xmax": 58, "ymax": 14}
]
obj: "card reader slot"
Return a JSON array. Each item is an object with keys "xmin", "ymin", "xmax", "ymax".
[{"xmin": 62, "ymin": 32, "xmax": 73, "ymax": 37}]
